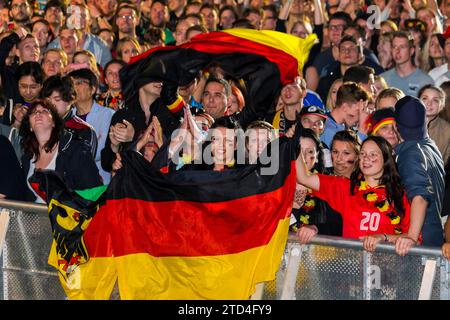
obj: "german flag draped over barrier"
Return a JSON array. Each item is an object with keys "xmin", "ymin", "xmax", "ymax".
[{"xmin": 29, "ymin": 172, "xmax": 107, "ymax": 281}]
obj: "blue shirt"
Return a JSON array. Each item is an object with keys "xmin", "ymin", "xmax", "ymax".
[
  {"xmin": 48, "ymin": 33, "xmax": 112, "ymax": 68},
  {"xmin": 380, "ymin": 68, "xmax": 434, "ymax": 97},
  {"xmin": 320, "ymin": 113, "xmax": 367, "ymax": 148},
  {"xmin": 75, "ymin": 102, "xmax": 115, "ymax": 184}
]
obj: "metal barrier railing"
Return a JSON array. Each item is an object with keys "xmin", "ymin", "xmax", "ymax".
[{"xmin": 0, "ymin": 199, "xmax": 449, "ymax": 300}]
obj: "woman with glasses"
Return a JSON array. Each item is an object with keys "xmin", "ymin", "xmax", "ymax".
[
  {"xmin": 296, "ymin": 134, "xmax": 412, "ymax": 252},
  {"xmin": 20, "ymin": 99, "xmax": 102, "ymax": 203}
]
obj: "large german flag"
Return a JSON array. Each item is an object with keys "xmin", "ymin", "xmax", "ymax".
[
  {"xmin": 51, "ymin": 133, "xmax": 298, "ymax": 300},
  {"xmin": 122, "ymin": 29, "xmax": 317, "ymax": 119},
  {"xmin": 34, "ymin": 30, "xmax": 311, "ymax": 299}
]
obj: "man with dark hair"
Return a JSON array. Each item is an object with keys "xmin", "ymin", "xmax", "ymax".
[
  {"xmin": 69, "ymin": 68, "xmax": 115, "ymax": 184},
  {"xmin": 174, "ymin": 16, "xmax": 194, "ymax": 45},
  {"xmin": 243, "ymin": 7, "xmax": 263, "ymax": 30},
  {"xmin": 380, "ymin": 31, "xmax": 434, "ymax": 97},
  {"xmin": 0, "ymin": 28, "xmax": 40, "ymax": 124},
  {"xmin": 394, "ymin": 96, "xmax": 445, "ymax": 254},
  {"xmin": 202, "ymin": 77, "xmax": 232, "ymax": 120},
  {"xmin": 199, "ymin": 4, "xmax": 218, "ymax": 32},
  {"xmin": 41, "ymin": 75, "xmax": 98, "ymax": 157},
  {"xmin": 320, "ymin": 82, "xmax": 370, "ymax": 148},
  {"xmin": 44, "ymin": 0, "xmax": 65, "ymax": 37},
  {"xmin": 47, "ymin": 3, "xmax": 112, "ymax": 68},
  {"xmin": 232, "ymin": 19, "xmax": 256, "ymax": 30},
  {"xmin": 114, "ymin": 4, "xmax": 139, "ymax": 41},
  {"xmin": 100, "ymin": 77, "xmax": 184, "ymax": 175},
  {"xmin": 266, "ymin": 77, "xmax": 307, "ymax": 135},
  {"xmin": 261, "ymin": 4, "xmax": 286, "ymax": 32},
  {"xmin": 316, "ymin": 35, "xmax": 362, "ymax": 102},
  {"xmin": 146, "ymin": 0, "xmax": 175, "ymax": 45},
  {"xmin": 8, "ymin": 0, "xmax": 32, "ymax": 28},
  {"xmin": 312, "ymin": 12, "xmax": 352, "ymax": 76},
  {"xmin": 89, "ymin": 0, "xmax": 117, "ymax": 34},
  {"xmin": 343, "ymin": 65, "xmax": 377, "ymax": 98},
  {"xmin": 168, "ymin": 0, "xmax": 187, "ymax": 31}
]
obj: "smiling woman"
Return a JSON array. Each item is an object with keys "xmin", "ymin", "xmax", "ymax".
[
  {"xmin": 296, "ymin": 133, "xmax": 412, "ymax": 252},
  {"xmin": 19, "ymin": 100, "xmax": 102, "ymax": 203}
]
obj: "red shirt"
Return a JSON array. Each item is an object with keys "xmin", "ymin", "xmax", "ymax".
[{"xmin": 313, "ymin": 174, "xmax": 411, "ymax": 239}]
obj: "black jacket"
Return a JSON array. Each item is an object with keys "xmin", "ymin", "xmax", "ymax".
[
  {"xmin": 0, "ymin": 135, "xmax": 29, "ymax": 200},
  {"xmin": 21, "ymin": 130, "xmax": 103, "ymax": 200},
  {"xmin": 100, "ymin": 95, "xmax": 182, "ymax": 173},
  {"xmin": 0, "ymin": 32, "xmax": 23, "ymax": 125}
]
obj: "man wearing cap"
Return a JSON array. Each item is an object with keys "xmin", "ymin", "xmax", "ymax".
[
  {"xmin": 394, "ymin": 96, "xmax": 445, "ymax": 255},
  {"xmin": 380, "ymin": 31, "xmax": 434, "ymax": 97},
  {"xmin": 299, "ymin": 106, "xmax": 327, "ymax": 138},
  {"xmin": 365, "ymin": 107, "xmax": 400, "ymax": 148},
  {"xmin": 299, "ymin": 105, "xmax": 332, "ymax": 169}
]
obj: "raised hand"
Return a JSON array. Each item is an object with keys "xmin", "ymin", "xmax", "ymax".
[{"xmin": 113, "ymin": 120, "xmax": 135, "ymax": 143}]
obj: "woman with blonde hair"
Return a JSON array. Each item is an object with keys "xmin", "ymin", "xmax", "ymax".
[
  {"xmin": 425, "ymin": 34, "xmax": 447, "ymax": 78},
  {"xmin": 116, "ymin": 37, "xmax": 141, "ymax": 63},
  {"xmin": 73, "ymin": 50, "xmax": 101, "ymax": 79},
  {"xmin": 326, "ymin": 78, "xmax": 342, "ymax": 112},
  {"xmin": 290, "ymin": 20, "xmax": 313, "ymax": 39},
  {"xmin": 377, "ymin": 32, "xmax": 394, "ymax": 70},
  {"xmin": 380, "ymin": 20, "xmax": 397, "ymax": 34}
]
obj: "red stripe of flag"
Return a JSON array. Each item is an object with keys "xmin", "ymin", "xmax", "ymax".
[
  {"xmin": 84, "ymin": 163, "xmax": 296, "ymax": 258},
  {"xmin": 129, "ymin": 32, "xmax": 299, "ymax": 85}
]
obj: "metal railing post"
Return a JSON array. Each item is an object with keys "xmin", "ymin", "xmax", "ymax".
[
  {"xmin": 0, "ymin": 209, "xmax": 10, "ymax": 259},
  {"xmin": 280, "ymin": 243, "xmax": 303, "ymax": 300},
  {"xmin": 418, "ymin": 259, "xmax": 438, "ymax": 300},
  {"xmin": 362, "ymin": 251, "xmax": 372, "ymax": 300},
  {"xmin": 0, "ymin": 208, "xmax": 11, "ymax": 300},
  {"xmin": 250, "ymin": 283, "xmax": 265, "ymax": 300},
  {"xmin": 440, "ymin": 259, "xmax": 449, "ymax": 300}
]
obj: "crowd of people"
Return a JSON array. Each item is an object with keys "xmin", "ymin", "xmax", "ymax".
[{"xmin": 0, "ymin": 0, "xmax": 450, "ymax": 267}]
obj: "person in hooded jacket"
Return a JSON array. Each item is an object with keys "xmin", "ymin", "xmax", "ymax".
[{"xmin": 393, "ymin": 96, "xmax": 445, "ymax": 255}]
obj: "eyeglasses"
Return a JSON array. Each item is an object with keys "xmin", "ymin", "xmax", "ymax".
[
  {"xmin": 30, "ymin": 108, "xmax": 51, "ymax": 116},
  {"xmin": 73, "ymin": 79, "xmax": 90, "ymax": 86},
  {"xmin": 12, "ymin": 3, "xmax": 28, "ymax": 10},
  {"xmin": 117, "ymin": 15, "xmax": 135, "ymax": 21},
  {"xmin": 329, "ymin": 24, "xmax": 346, "ymax": 31},
  {"xmin": 359, "ymin": 152, "xmax": 380, "ymax": 161},
  {"xmin": 19, "ymin": 83, "xmax": 41, "ymax": 90}
]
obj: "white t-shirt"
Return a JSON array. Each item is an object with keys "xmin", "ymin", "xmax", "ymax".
[
  {"xmin": 26, "ymin": 151, "xmax": 58, "ymax": 204},
  {"xmin": 429, "ymin": 64, "xmax": 448, "ymax": 82}
]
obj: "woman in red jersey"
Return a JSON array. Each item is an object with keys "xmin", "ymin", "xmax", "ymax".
[{"xmin": 296, "ymin": 135, "xmax": 413, "ymax": 252}]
